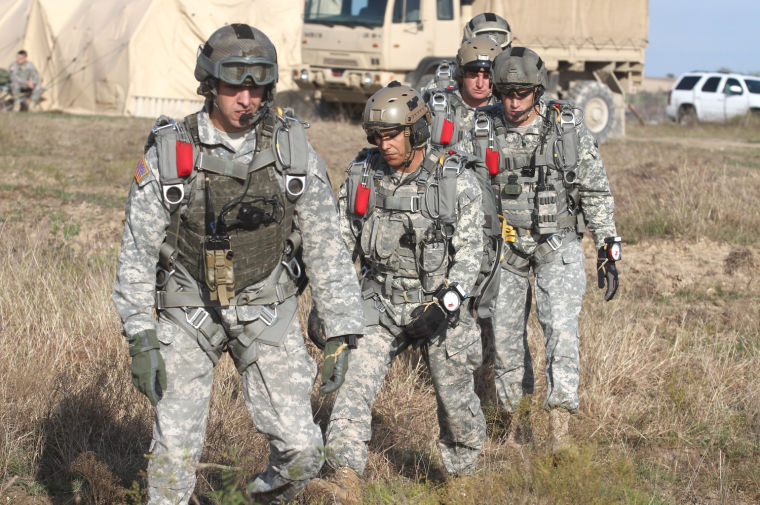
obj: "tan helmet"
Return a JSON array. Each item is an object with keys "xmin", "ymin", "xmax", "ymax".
[
  {"xmin": 491, "ymin": 46, "xmax": 547, "ymax": 96},
  {"xmin": 362, "ymin": 81, "xmax": 431, "ymax": 149},
  {"xmin": 463, "ymin": 13, "xmax": 512, "ymax": 49},
  {"xmin": 195, "ymin": 24, "xmax": 278, "ymax": 100},
  {"xmin": 455, "ymin": 36, "xmax": 501, "ymax": 84}
]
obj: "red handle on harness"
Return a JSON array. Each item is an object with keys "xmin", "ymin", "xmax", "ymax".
[
  {"xmin": 486, "ymin": 147, "xmax": 499, "ymax": 175},
  {"xmin": 354, "ymin": 183, "xmax": 371, "ymax": 216},
  {"xmin": 438, "ymin": 119, "xmax": 455, "ymax": 145},
  {"xmin": 176, "ymin": 141, "xmax": 193, "ymax": 177}
]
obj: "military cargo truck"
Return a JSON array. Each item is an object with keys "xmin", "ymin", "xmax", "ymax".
[{"xmin": 295, "ymin": 0, "xmax": 648, "ymax": 142}]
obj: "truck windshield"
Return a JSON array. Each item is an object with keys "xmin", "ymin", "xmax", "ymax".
[{"xmin": 305, "ymin": 0, "xmax": 387, "ymax": 26}]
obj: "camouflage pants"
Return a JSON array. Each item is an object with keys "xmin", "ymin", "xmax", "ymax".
[
  {"xmin": 325, "ymin": 315, "xmax": 485, "ymax": 476},
  {"xmin": 147, "ymin": 308, "xmax": 322, "ymax": 505},
  {"xmin": 10, "ymin": 83, "xmax": 43, "ymax": 105},
  {"xmin": 492, "ymin": 237, "xmax": 586, "ymax": 413}
]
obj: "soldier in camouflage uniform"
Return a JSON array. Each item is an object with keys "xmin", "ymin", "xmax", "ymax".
[
  {"xmin": 305, "ymin": 82, "xmax": 487, "ymax": 505},
  {"xmin": 463, "ymin": 47, "xmax": 621, "ymax": 449},
  {"xmin": 112, "ymin": 24, "xmax": 363, "ymax": 505},
  {"xmin": 419, "ymin": 12, "xmax": 512, "ymax": 95},
  {"xmin": 8, "ymin": 50, "xmax": 43, "ymax": 111},
  {"xmin": 427, "ymin": 36, "xmax": 501, "ymax": 150}
]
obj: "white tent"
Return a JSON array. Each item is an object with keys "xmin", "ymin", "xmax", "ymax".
[{"xmin": 2, "ymin": 0, "xmax": 304, "ymax": 116}]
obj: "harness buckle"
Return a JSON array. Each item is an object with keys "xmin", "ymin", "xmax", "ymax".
[
  {"xmin": 546, "ymin": 234, "xmax": 562, "ymax": 251},
  {"xmin": 162, "ymin": 183, "xmax": 185, "ymax": 205},
  {"xmin": 259, "ymin": 305, "xmax": 277, "ymax": 326},
  {"xmin": 186, "ymin": 307, "xmax": 209, "ymax": 330},
  {"xmin": 281, "ymin": 257, "xmax": 302, "ymax": 279},
  {"xmin": 473, "ymin": 114, "xmax": 490, "ymax": 139},
  {"xmin": 442, "ymin": 154, "xmax": 463, "ymax": 175},
  {"xmin": 560, "ymin": 108, "xmax": 576, "ymax": 127},
  {"xmin": 409, "ymin": 195, "xmax": 421, "ymax": 212},
  {"xmin": 373, "ymin": 297, "xmax": 386, "ymax": 313}
]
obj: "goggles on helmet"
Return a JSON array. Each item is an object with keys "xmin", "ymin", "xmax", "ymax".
[
  {"xmin": 476, "ymin": 29, "xmax": 510, "ymax": 48},
  {"xmin": 214, "ymin": 56, "xmax": 278, "ymax": 86},
  {"xmin": 363, "ymin": 124, "xmax": 405, "ymax": 145}
]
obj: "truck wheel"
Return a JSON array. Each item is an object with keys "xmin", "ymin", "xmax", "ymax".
[
  {"xmin": 677, "ymin": 105, "xmax": 697, "ymax": 126},
  {"xmin": 568, "ymin": 81, "xmax": 617, "ymax": 144}
]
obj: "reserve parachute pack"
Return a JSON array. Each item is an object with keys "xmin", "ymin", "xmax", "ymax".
[
  {"xmin": 147, "ymin": 106, "xmax": 309, "ymax": 308},
  {"xmin": 472, "ymin": 100, "xmax": 587, "ymax": 273},
  {"xmin": 345, "ymin": 145, "xmax": 501, "ymax": 318}
]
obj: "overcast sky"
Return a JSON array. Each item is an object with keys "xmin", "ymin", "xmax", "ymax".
[{"xmin": 646, "ymin": 0, "xmax": 758, "ymax": 77}]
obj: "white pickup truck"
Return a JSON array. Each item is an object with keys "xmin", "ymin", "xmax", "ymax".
[{"xmin": 666, "ymin": 71, "xmax": 760, "ymax": 124}]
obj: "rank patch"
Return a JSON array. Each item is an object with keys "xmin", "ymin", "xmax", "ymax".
[{"xmin": 135, "ymin": 157, "xmax": 149, "ymax": 183}]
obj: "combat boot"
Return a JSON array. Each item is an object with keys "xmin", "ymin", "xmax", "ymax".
[
  {"xmin": 549, "ymin": 408, "xmax": 571, "ymax": 452},
  {"xmin": 303, "ymin": 466, "xmax": 361, "ymax": 505}
]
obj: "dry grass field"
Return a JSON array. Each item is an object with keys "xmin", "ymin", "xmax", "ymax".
[{"xmin": 1, "ymin": 109, "xmax": 759, "ymax": 505}]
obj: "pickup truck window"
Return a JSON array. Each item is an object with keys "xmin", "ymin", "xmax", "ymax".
[
  {"xmin": 701, "ymin": 76, "xmax": 721, "ymax": 93},
  {"xmin": 744, "ymin": 79, "xmax": 760, "ymax": 94},
  {"xmin": 676, "ymin": 75, "xmax": 700, "ymax": 90}
]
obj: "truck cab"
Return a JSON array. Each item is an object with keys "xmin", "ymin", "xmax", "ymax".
[{"xmin": 297, "ymin": 0, "xmax": 463, "ymax": 107}]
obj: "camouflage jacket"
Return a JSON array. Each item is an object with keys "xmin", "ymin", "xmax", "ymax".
[
  {"xmin": 337, "ymin": 147, "xmax": 485, "ymax": 326},
  {"xmin": 9, "ymin": 60, "xmax": 39, "ymax": 88},
  {"xmin": 461, "ymin": 99, "xmax": 617, "ymax": 254},
  {"xmin": 113, "ymin": 107, "xmax": 364, "ymax": 341}
]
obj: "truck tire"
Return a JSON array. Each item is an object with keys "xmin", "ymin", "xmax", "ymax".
[
  {"xmin": 677, "ymin": 104, "xmax": 697, "ymax": 126},
  {"xmin": 568, "ymin": 81, "xmax": 617, "ymax": 144}
]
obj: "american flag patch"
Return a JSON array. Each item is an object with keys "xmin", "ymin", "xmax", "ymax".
[{"xmin": 134, "ymin": 157, "xmax": 149, "ymax": 183}]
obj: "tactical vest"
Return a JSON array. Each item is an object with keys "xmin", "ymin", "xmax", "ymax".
[
  {"xmin": 473, "ymin": 101, "xmax": 586, "ymax": 237},
  {"xmin": 346, "ymin": 147, "xmax": 467, "ymax": 293},
  {"xmin": 151, "ymin": 107, "xmax": 308, "ymax": 306}
]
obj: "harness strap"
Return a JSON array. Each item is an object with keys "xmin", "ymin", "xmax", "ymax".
[
  {"xmin": 196, "ymin": 152, "xmax": 250, "ymax": 180},
  {"xmin": 156, "ymin": 280, "xmax": 298, "ymax": 309}
]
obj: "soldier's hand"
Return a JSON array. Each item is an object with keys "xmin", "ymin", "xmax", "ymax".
[
  {"xmin": 597, "ymin": 237, "xmax": 622, "ymax": 302},
  {"xmin": 319, "ymin": 335, "xmax": 357, "ymax": 394},
  {"xmin": 128, "ymin": 330, "xmax": 167, "ymax": 406}
]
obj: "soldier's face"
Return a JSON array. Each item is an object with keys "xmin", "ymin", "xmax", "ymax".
[
  {"xmin": 16, "ymin": 53, "xmax": 26, "ymax": 65},
  {"xmin": 462, "ymin": 69, "xmax": 491, "ymax": 106},
  {"xmin": 377, "ymin": 129, "xmax": 408, "ymax": 169},
  {"xmin": 500, "ymin": 88, "xmax": 537, "ymax": 126},
  {"xmin": 211, "ymin": 81, "xmax": 265, "ymax": 133}
]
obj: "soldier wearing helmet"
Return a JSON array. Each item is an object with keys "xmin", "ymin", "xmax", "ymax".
[
  {"xmin": 463, "ymin": 12, "xmax": 513, "ymax": 49},
  {"xmin": 419, "ymin": 12, "xmax": 511, "ymax": 94},
  {"xmin": 427, "ymin": 36, "xmax": 501, "ymax": 148},
  {"xmin": 464, "ymin": 47, "xmax": 621, "ymax": 450},
  {"xmin": 304, "ymin": 82, "xmax": 489, "ymax": 504},
  {"xmin": 112, "ymin": 24, "xmax": 364, "ymax": 505}
]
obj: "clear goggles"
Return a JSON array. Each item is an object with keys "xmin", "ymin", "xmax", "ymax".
[
  {"xmin": 215, "ymin": 56, "xmax": 278, "ymax": 86},
  {"xmin": 476, "ymin": 29, "xmax": 509, "ymax": 47}
]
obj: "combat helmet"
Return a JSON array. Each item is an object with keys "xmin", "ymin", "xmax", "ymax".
[
  {"xmin": 195, "ymin": 24, "xmax": 278, "ymax": 102},
  {"xmin": 463, "ymin": 13, "xmax": 512, "ymax": 49},
  {"xmin": 362, "ymin": 81, "xmax": 431, "ymax": 152},
  {"xmin": 491, "ymin": 46, "xmax": 547, "ymax": 97},
  {"xmin": 455, "ymin": 36, "xmax": 501, "ymax": 85}
]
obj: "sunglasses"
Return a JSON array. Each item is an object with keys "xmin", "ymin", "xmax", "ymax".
[
  {"xmin": 497, "ymin": 87, "xmax": 535, "ymax": 99},
  {"xmin": 364, "ymin": 126, "xmax": 405, "ymax": 144}
]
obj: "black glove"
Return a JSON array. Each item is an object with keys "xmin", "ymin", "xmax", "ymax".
[
  {"xmin": 319, "ymin": 335, "xmax": 358, "ymax": 394},
  {"xmin": 597, "ymin": 237, "xmax": 621, "ymax": 302},
  {"xmin": 128, "ymin": 330, "xmax": 167, "ymax": 407},
  {"xmin": 306, "ymin": 307, "xmax": 327, "ymax": 350},
  {"xmin": 404, "ymin": 302, "xmax": 448, "ymax": 341}
]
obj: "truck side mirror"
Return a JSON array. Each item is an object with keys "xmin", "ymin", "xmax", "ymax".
[{"xmin": 726, "ymin": 84, "xmax": 743, "ymax": 95}]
